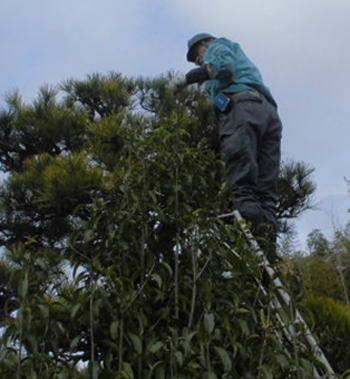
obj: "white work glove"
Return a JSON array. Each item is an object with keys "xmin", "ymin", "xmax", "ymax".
[{"xmin": 168, "ymin": 76, "xmax": 188, "ymax": 93}]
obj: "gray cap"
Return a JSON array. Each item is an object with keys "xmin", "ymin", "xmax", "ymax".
[{"xmin": 186, "ymin": 32, "xmax": 215, "ymax": 62}]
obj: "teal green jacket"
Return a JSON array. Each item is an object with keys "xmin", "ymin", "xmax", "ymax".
[{"xmin": 204, "ymin": 38, "xmax": 277, "ymax": 107}]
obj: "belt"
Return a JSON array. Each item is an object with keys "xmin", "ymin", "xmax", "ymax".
[{"xmin": 227, "ymin": 90, "xmax": 265, "ymax": 102}]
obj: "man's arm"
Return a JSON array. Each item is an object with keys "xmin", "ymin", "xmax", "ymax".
[{"xmin": 169, "ymin": 64, "xmax": 232, "ymax": 93}]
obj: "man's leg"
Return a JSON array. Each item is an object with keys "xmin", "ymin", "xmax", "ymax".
[
  {"xmin": 255, "ymin": 99, "xmax": 282, "ymax": 261},
  {"xmin": 218, "ymin": 93, "xmax": 282, "ymax": 260}
]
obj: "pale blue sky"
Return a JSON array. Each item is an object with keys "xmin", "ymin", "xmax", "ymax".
[{"xmin": 1, "ymin": 0, "xmax": 349, "ymax": 245}]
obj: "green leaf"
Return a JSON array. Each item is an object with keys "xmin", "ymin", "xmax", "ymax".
[
  {"xmin": 147, "ymin": 360, "xmax": 164, "ymax": 379},
  {"xmin": 110, "ymin": 320, "xmax": 119, "ymax": 340},
  {"xmin": 155, "ymin": 363, "xmax": 165, "ymax": 379},
  {"xmin": 149, "ymin": 341, "xmax": 163, "ymax": 354},
  {"xmin": 183, "ymin": 330, "xmax": 197, "ymax": 356},
  {"xmin": 260, "ymin": 365, "xmax": 273, "ymax": 379},
  {"xmin": 38, "ymin": 304, "xmax": 49, "ymax": 318},
  {"xmin": 129, "ymin": 333, "xmax": 142, "ymax": 355},
  {"xmin": 18, "ymin": 278, "xmax": 28, "ymax": 299},
  {"xmin": 204, "ymin": 313, "xmax": 215, "ymax": 336},
  {"xmin": 122, "ymin": 362, "xmax": 135, "ymax": 378},
  {"xmin": 69, "ymin": 335, "xmax": 81, "ymax": 351},
  {"xmin": 214, "ymin": 346, "xmax": 232, "ymax": 373},
  {"xmin": 204, "ymin": 372, "xmax": 218, "ymax": 379},
  {"xmin": 275, "ymin": 353, "xmax": 289, "ymax": 369},
  {"xmin": 70, "ymin": 303, "xmax": 81, "ymax": 320},
  {"xmin": 237, "ymin": 318, "xmax": 249, "ymax": 336},
  {"xmin": 84, "ymin": 229, "xmax": 94, "ymax": 242},
  {"xmin": 174, "ymin": 350, "xmax": 183, "ymax": 367},
  {"xmin": 160, "ymin": 262, "xmax": 173, "ymax": 277},
  {"xmin": 26, "ymin": 333, "xmax": 38, "ymax": 352},
  {"xmin": 236, "ymin": 307, "xmax": 249, "ymax": 314},
  {"xmin": 151, "ymin": 273, "xmax": 162, "ymax": 288}
]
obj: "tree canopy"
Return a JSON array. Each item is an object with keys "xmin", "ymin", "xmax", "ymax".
[{"xmin": 0, "ymin": 72, "xmax": 340, "ymax": 378}]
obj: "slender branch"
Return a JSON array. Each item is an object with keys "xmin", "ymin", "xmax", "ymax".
[
  {"xmin": 89, "ymin": 273, "xmax": 95, "ymax": 378},
  {"xmin": 121, "ymin": 262, "xmax": 156, "ymax": 313},
  {"xmin": 174, "ymin": 164, "xmax": 180, "ymax": 320},
  {"xmin": 188, "ymin": 227, "xmax": 198, "ymax": 328},
  {"xmin": 196, "ymin": 252, "xmax": 212, "ymax": 280}
]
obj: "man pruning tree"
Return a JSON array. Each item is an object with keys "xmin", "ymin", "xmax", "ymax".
[{"xmin": 169, "ymin": 33, "xmax": 282, "ymax": 258}]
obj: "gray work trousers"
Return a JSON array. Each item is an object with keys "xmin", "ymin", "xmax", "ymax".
[{"xmin": 216, "ymin": 91, "xmax": 282, "ymax": 241}]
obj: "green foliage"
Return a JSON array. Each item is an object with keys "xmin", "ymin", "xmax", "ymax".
[
  {"xmin": 277, "ymin": 160, "xmax": 316, "ymax": 234},
  {"xmin": 298, "ymin": 228, "xmax": 350, "ymax": 304},
  {"xmin": 0, "ymin": 72, "xmax": 327, "ymax": 378},
  {"xmin": 303, "ymin": 295, "xmax": 350, "ymax": 374},
  {"xmin": 0, "ymin": 87, "xmax": 88, "ymax": 173},
  {"xmin": 298, "ymin": 252, "xmax": 345, "ymax": 301},
  {"xmin": 306, "ymin": 229, "xmax": 331, "ymax": 257},
  {"xmin": 61, "ymin": 72, "xmax": 135, "ymax": 120},
  {"xmin": 290, "ymin": 226, "xmax": 350, "ymax": 373}
]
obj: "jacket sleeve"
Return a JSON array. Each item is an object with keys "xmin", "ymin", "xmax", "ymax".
[
  {"xmin": 186, "ymin": 64, "xmax": 231, "ymax": 85},
  {"xmin": 185, "ymin": 66, "xmax": 210, "ymax": 84},
  {"xmin": 204, "ymin": 39, "xmax": 237, "ymax": 83}
]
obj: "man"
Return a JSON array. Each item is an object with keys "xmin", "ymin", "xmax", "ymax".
[{"xmin": 169, "ymin": 33, "xmax": 282, "ymax": 258}]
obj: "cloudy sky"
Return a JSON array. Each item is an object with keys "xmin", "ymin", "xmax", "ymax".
[{"xmin": 0, "ymin": 0, "xmax": 349, "ymax": 246}]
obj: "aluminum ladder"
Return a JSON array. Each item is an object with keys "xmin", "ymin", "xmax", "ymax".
[{"xmin": 218, "ymin": 210, "xmax": 336, "ymax": 379}]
